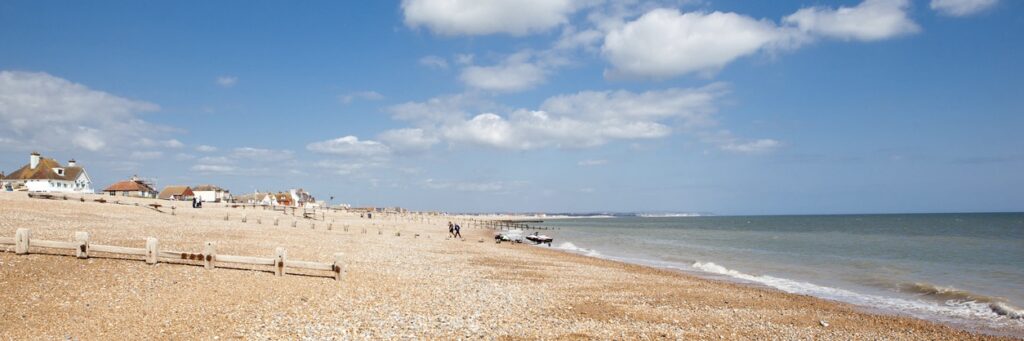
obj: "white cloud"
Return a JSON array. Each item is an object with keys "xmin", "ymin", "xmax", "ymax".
[
  {"xmin": 388, "ymin": 84, "xmax": 737, "ymax": 151},
  {"xmin": 306, "ymin": 136, "xmax": 391, "ymax": 157},
  {"xmin": 0, "ymin": 70, "xmax": 162, "ymax": 152},
  {"xmin": 340, "ymin": 91, "xmax": 385, "ymax": 104},
  {"xmin": 930, "ymin": 0, "xmax": 998, "ymax": 16},
  {"xmin": 231, "ymin": 147, "xmax": 294, "ymax": 161},
  {"xmin": 377, "ymin": 128, "xmax": 439, "ymax": 152},
  {"xmin": 191, "ymin": 164, "xmax": 235, "ymax": 173},
  {"xmin": 578, "ymin": 159, "xmax": 608, "ymax": 166},
  {"xmin": 460, "ymin": 58, "xmax": 547, "ymax": 92},
  {"xmin": 603, "ymin": 9, "xmax": 797, "ymax": 79},
  {"xmin": 419, "ymin": 55, "xmax": 449, "ymax": 69},
  {"xmin": 402, "ymin": 0, "xmax": 579, "ymax": 36},
  {"xmin": 216, "ymin": 76, "xmax": 237, "ymax": 87},
  {"xmin": 700, "ymin": 130, "xmax": 781, "ymax": 154},
  {"xmin": 389, "ymin": 92, "xmax": 500, "ymax": 125},
  {"xmin": 196, "ymin": 145, "xmax": 218, "ymax": 152},
  {"xmin": 783, "ymin": 0, "xmax": 920, "ymax": 41},
  {"xmin": 129, "ymin": 151, "xmax": 163, "ymax": 160}
]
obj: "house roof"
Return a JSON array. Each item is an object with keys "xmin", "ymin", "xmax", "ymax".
[
  {"xmin": 3, "ymin": 157, "xmax": 85, "ymax": 181},
  {"xmin": 158, "ymin": 186, "xmax": 194, "ymax": 199},
  {"xmin": 193, "ymin": 184, "xmax": 228, "ymax": 192},
  {"xmin": 104, "ymin": 180, "xmax": 156, "ymax": 193}
]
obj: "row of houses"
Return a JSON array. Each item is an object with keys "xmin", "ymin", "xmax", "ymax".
[
  {"xmin": 231, "ymin": 189, "xmax": 318, "ymax": 208},
  {"xmin": 2, "ymin": 152, "xmax": 319, "ymax": 207}
]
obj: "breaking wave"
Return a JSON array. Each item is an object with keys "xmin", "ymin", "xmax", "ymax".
[
  {"xmin": 556, "ymin": 242, "xmax": 602, "ymax": 257},
  {"xmin": 691, "ymin": 262, "xmax": 1024, "ymax": 323}
]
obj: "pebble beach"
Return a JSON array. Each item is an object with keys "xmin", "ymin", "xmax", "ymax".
[{"xmin": 0, "ymin": 192, "xmax": 1014, "ymax": 340}]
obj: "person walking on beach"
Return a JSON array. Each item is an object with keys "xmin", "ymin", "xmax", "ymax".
[
  {"xmin": 448, "ymin": 221, "xmax": 455, "ymax": 238},
  {"xmin": 454, "ymin": 223, "xmax": 462, "ymax": 239}
]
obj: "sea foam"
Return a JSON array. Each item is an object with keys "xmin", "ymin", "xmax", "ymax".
[{"xmin": 691, "ymin": 262, "xmax": 1024, "ymax": 325}]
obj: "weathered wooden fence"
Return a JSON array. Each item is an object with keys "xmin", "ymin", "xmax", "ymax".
[{"xmin": 0, "ymin": 229, "xmax": 344, "ymax": 280}]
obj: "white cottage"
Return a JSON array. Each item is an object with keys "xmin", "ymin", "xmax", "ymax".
[{"xmin": 2, "ymin": 152, "xmax": 93, "ymax": 193}]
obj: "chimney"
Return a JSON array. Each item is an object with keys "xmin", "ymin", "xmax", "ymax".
[
  {"xmin": 68, "ymin": 159, "xmax": 77, "ymax": 167},
  {"xmin": 30, "ymin": 152, "xmax": 40, "ymax": 169}
]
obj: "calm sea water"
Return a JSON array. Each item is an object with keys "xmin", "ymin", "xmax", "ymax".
[{"xmin": 541, "ymin": 213, "xmax": 1024, "ymax": 334}]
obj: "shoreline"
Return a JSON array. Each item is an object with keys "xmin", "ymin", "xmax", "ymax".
[
  {"xmin": 534, "ymin": 241, "xmax": 1023, "ymax": 338},
  {"xmin": 0, "ymin": 192, "xmax": 1018, "ymax": 339}
]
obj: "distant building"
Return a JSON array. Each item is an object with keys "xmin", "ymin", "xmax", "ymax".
[
  {"xmin": 158, "ymin": 185, "xmax": 194, "ymax": 201},
  {"xmin": 103, "ymin": 175, "xmax": 158, "ymax": 198},
  {"xmin": 2, "ymin": 152, "xmax": 93, "ymax": 193},
  {"xmin": 233, "ymin": 191, "xmax": 274, "ymax": 205},
  {"xmin": 193, "ymin": 184, "xmax": 231, "ymax": 203}
]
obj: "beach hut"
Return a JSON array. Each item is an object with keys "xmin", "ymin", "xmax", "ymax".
[{"xmin": 158, "ymin": 185, "xmax": 194, "ymax": 201}]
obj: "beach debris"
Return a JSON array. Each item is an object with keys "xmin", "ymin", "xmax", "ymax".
[{"xmin": 819, "ymin": 320, "xmax": 829, "ymax": 327}]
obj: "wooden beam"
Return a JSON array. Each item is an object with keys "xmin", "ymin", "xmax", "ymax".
[
  {"xmin": 202, "ymin": 242, "xmax": 216, "ymax": 269},
  {"xmin": 74, "ymin": 231, "xmax": 89, "ymax": 259},
  {"xmin": 274, "ymin": 247, "xmax": 286, "ymax": 276},
  {"xmin": 216, "ymin": 254, "xmax": 275, "ymax": 266},
  {"xmin": 92, "ymin": 244, "xmax": 147, "ymax": 256},
  {"xmin": 145, "ymin": 237, "xmax": 159, "ymax": 264},
  {"xmin": 15, "ymin": 228, "xmax": 29, "ymax": 254}
]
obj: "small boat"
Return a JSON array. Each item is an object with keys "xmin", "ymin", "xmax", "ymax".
[
  {"xmin": 494, "ymin": 230, "xmax": 525, "ymax": 243},
  {"xmin": 526, "ymin": 232, "xmax": 553, "ymax": 246}
]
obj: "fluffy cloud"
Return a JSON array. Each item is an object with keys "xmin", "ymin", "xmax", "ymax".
[
  {"xmin": 783, "ymin": 0, "xmax": 919, "ymax": 41},
  {"xmin": 460, "ymin": 59, "xmax": 547, "ymax": 92},
  {"xmin": 391, "ymin": 85, "xmax": 727, "ymax": 151},
  {"xmin": 306, "ymin": 136, "xmax": 391, "ymax": 157},
  {"xmin": 402, "ymin": 0, "xmax": 579, "ymax": 36},
  {"xmin": 602, "ymin": 9, "xmax": 796, "ymax": 78},
  {"xmin": 340, "ymin": 91, "xmax": 385, "ymax": 104},
  {"xmin": 196, "ymin": 145, "xmax": 218, "ymax": 152},
  {"xmin": 377, "ymin": 128, "xmax": 439, "ymax": 152},
  {"xmin": 376, "ymin": 83, "xmax": 782, "ymax": 153},
  {"xmin": 389, "ymin": 92, "xmax": 501, "ymax": 125},
  {"xmin": 0, "ymin": 70, "xmax": 162, "ymax": 152},
  {"xmin": 930, "ymin": 0, "xmax": 998, "ymax": 16},
  {"xmin": 601, "ymin": 0, "xmax": 920, "ymax": 79},
  {"xmin": 216, "ymin": 76, "xmax": 237, "ymax": 87}
]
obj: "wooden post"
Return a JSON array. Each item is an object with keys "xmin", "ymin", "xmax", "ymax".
[
  {"xmin": 15, "ymin": 228, "xmax": 29, "ymax": 254},
  {"xmin": 257, "ymin": 218, "xmax": 261, "ymax": 224},
  {"xmin": 291, "ymin": 220, "xmax": 297, "ymax": 228},
  {"xmin": 202, "ymin": 242, "xmax": 216, "ymax": 269},
  {"xmin": 274, "ymin": 247, "xmax": 286, "ymax": 276},
  {"xmin": 274, "ymin": 218, "xmax": 279, "ymax": 226},
  {"xmin": 74, "ymin": 231, "xmax": 89, "ymax": 259},
  {"xmin": 242, "ymin": 216, "xmax": 247, "ymax": 223},
  {"xmin": 145, "ymin": 237, "xmax": 159, "ymax": 264},
  {"xmin": 224, "ymin": 214, "xmax": 229, "ymax": 221},
  {"xmin": 327, "ymin": 223, "xmax": 332, "ymax": 231},
  {"xmin": 311, "ymin": 223, "xmax": 315, "ymax": 230},
  {"xmin": 333, "ymin": 253, "xmax": 344, "ymax": 281}
]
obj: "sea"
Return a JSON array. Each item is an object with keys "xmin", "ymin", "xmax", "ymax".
[{"xmin": 539, "ymin": 213, "xmax": 1024, "ymax": 336}]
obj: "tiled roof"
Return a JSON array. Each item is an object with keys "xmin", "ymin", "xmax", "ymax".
[
  {"xmin": 158, "ymin": 186, "xmax": 194, "ymax": 199},
  {"xmin": 3, "ymin": 157, "xmax": 84, "ymax": 181},
  {"xmin": 104, "ymin": 180, "xmax": 156, "ymax": 193}
]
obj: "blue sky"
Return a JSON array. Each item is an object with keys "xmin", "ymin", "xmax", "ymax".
[{"xmin": 1, "ymin": 0, "xmax": 1021, "ymax": 214}]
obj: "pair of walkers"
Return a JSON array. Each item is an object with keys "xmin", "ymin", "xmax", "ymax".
[{"xmin": 448, "ymin": 221, "xmax": 462, "ymax": 238}]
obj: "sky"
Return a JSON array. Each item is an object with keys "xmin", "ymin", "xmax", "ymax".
[{"xmin": 1, "ymin": 0, "xmax": 1021, "ymax": 215}]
